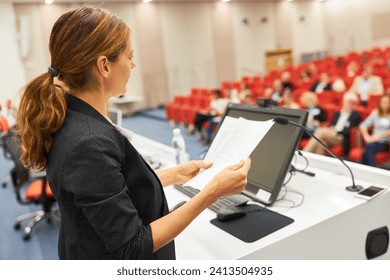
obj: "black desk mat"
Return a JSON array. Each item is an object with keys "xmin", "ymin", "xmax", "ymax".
[{"xmin": 210, "ymin": 208, "xmax": 294, "ymax": 243}]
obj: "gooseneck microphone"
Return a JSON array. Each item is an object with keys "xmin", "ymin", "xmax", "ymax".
[{"xmin": 273, "ymin": 116, "xmax": 363, "ymax": 192}]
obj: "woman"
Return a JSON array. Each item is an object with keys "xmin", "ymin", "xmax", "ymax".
[
  {"xmin": 359, "ymin": 94, "xmax": 390, "ymax": 166},
  {"xmin": 17, "ymin": 7, "xmax": 251, "ymax": 260},
  {"xmin": 187, "ymin": 89, "xmax": 229, "ymax": 141}
]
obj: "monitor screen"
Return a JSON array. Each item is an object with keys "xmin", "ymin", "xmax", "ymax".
[{"xmin": 216, "ymin": 103, "xmax": 308, "ymax": 205}]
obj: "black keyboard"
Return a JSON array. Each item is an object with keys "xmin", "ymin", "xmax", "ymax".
[{"xmin": 174, "ymin": 185, "xmax": 249, "ymax": 213}]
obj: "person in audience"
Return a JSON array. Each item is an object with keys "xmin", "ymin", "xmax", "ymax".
[
  {"xmin": 225, "ymin": 86, "xmax": 241, "ymax": 104},
  {"xmin": 303, "ymin": 92, "xmax": 361, "ymax": 157},
  {"xmin": 238, "ymin": 83, "xmax": 252, "ymax": 102},
  {"xmin": 311, "ymin": 72, "xmax": 332, "ymax": 93},
  {"xmin": 371, "ymin": 53, "xmax": 384, "ymax": 66},
  {"xmin": 187, "ymin": 89, "xmax": 229, "ymax": 141},
  {"xmin": 3, "ymin": 99, "xmax": 17, "ymax": 127},
  {"xmin": 346, "ymin": 60, "xmax": 359, "ymax": 78},
  {"xmin": 299, "ymin": 91, "xmax": 327, "ymax": 138},
  {"xmin": 281, "ymin": 71, "xmax": 294, "ymax": 91},
  {"xmin": 332, "ymin": 76, "xmax": 347, "ymax": 93},
  {"xmin": 308, "ymin": 62, "xmax": 318, "ymax": 78},
  {"xmin": 281, "ymin": 89, "xmax": 300, "ymax": 109},
  {"xmin": 349, "ymin": 66, "xmax": 384, "ymax": 106},
  {"xmin": 268, "ymin": 79, "xmax": 284, "ymax": 102},
  {"xmin": 240, "ymin": 90, "xmax": 255, "ymax": 105},
  {"xmin": 359, "ymin": 94, "xmax": 390, "ymax": 167},
  {"xmin": 360, "ymin": 53, "xmax": 370, "ymax": 65},
  {"xmin": 16, "ymin": 6, "xmax": 251, "ymax": 260},
  {"xmin": 0, "ymin": 104, "xmax": 10, "ymax": 133},
  {"xmin": 299, "ymin": 70, "xmax": 312, "ymax": 83}
]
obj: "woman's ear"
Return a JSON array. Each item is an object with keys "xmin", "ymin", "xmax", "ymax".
[{"xmin": 96, "ymin": 56, "xmax": 110, "ymax": 78}]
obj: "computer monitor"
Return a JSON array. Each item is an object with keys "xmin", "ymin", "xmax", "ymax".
[{"xmin": 216, "ymin": 103, "xmax": 308, "ymax": 205}]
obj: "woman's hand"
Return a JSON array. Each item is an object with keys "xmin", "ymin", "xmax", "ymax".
[
  {"xmin": 203, "ymin": 159, "xmax": 252, "ymax": 201},
  {"xmin": 364, "ymin": 134, "xmax": 379, "ymax": 143},
  {"xmin": 150, "ymin": 159, "xmax": 251, "ymax": 252},
  {"xmin": 175, "ymin": 160, "xmax": 213, "ymax": 185}
]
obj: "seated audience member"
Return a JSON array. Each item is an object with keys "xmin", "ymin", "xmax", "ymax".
[
  {"xmin": 303, "ymin": 92, "xmax": 361, "ymax": 156},
  {"xmin": 332, "ymin": 76, "xmax": 347, "ymax": 93},
  {"xmin": 226, "ymin": 88, "xmax": 241, "ymax": 104},
  {"xmin": 269, "ymin": 79, "xmax": 284, "ymax": 102},
  {"xmin": 346, "ymin": 60, "xmax": 359, "ymax": 78},
  {"xmin": 188, "ymin": 89, "xmax": 229, "ymax": 141},
  {"xmin": 3, "ymin": 99, "xmax": 17, "ymax": 127},
  {"xmin": 0, "ymin": 104, "xmax": 11, "ymax": 133},
  {"xmin": 311, "ymin": 72, "xmax": 332, "ymax": 93},
  {"xmin": 361, "ymin": 53, "xmax": 370, "ymax": 65},
  {"xmin": 359, "ymin": 94, "xmax": 390, "ymax": 167},
  {"xmin": 263, "ymin": 86, "xmax": 273, "ymax": 99},
  {"xmin": 300, "ymin": 91, "xmax": 327, "ymax": 138},
  {"xmin": 204, "ymin": 87, "xmax": 254, "ymax": 145},
  {"xmin": 349, "ymin": 66, "xmax": 384, "ymax": 106},
  {"xmin": 299, "ymin": 70, "xmax": 312, "ymax": 83},
  {"xmin": 308, "ymin": 62, "xmax": 318, "ymax": 78},
  {"xmin": 240, "ymin": 91, "xmax": 255, "ymax": 105},
  {"xmin": 371, "ymin": 53, "xmax": 384, "ymax": 66},
  {"xmin": 281, "ymin": 71, "xmax": 294, "ymax": 91},
  {"xmin": 238, "ymin": 83, "xmax": 252, "ymax": 101},
  {"xmin": 281, "ymin": 89, "xmax": 300, "ymax": 109}
]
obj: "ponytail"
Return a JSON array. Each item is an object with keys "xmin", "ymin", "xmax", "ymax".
[{"xmin": 17, "ymin": 72, "xmax": 67, "ymax": 171}]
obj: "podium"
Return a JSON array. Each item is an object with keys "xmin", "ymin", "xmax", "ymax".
[{"xmin": 131, "ymin": 133, "xmax": 390, "ymax": 260}]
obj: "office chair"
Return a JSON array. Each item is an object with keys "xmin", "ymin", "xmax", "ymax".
[{"xmin": 1, "ymin": 127, "xmax": 60, "ymax": 241}]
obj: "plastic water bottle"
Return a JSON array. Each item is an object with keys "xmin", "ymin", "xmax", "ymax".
[{"xmin": 172, "ymin": 128, "xmax": 188, "ymax": 165}]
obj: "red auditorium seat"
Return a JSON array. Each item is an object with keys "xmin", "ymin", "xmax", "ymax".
[
  {"xmin": 348, "ymin": 128, "xmax": 390, "ymax": 166},
  {"xmin": 349, "ymin": 147, "xmax": 390, "ymax": 166},
  {"xmin": 367, "ymin": 93, "xmax": 383, "ymax": 109},
  {"xmin": 317, "ymin": 91, "xmax": 336, "ymax": 105}
]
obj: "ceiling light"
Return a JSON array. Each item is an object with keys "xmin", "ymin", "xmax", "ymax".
[
  {"xmin": 143, "ymin": 0, "xmax": 153, "ymax": 3},
  {"xmin": 222, "ymin": 0, "xmax": 231, "ymax": 3},
  {"xmin": 45, "ymin": 0, "xmax": 54, "ymax": 4}
]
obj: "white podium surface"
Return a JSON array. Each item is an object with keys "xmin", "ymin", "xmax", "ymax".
[
  {"xmin": 109, "ymin": 95, "xmax": 143, "ymax": 116},
  {"xmin": 131, "ymin": 133, "xmax": 390, "ymax": 260}
]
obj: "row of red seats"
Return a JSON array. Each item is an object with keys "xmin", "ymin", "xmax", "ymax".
[
  {"xmin": 165, "ymin": 93, "xmax": 213, "ymax": 125},
  {"xmin": 165, "ymin": 46, "xmax": 390, "ymax": 166},
  {"xmin": 233, "ymin": 46, "xmax": 390, "ymax": 98}
]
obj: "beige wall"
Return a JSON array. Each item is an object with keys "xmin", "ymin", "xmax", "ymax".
[
  {"xmin": 212, "ymin": 2, "xmax": 236, "ymax": 84},
  {"xmin": 232, "ymin": 1, "xmax": 277, "ymax": 78},
  {"xmin": 160, "ymin": 3, "xmax": 217, "ymax": 100},
  {"xmin": 0, "ymin": 3, "xmax": 25, "ymax": 105},
  {"xmin": 3, "ymin": 1, "xmax": 390, "ymax": 109},
  {"xmin": 323, "ymin": 0, "xmax": 390, "ymax": 55}
]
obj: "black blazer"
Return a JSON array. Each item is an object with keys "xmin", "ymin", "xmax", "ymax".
[
  {"xmin": 310, "ymin": 81, "xmax": 332, "ymax": 92},
  {"xmin": 330, "ymin": 110, "xmax": 361, "ymax": 156},
  {"xmin": 47, "ymin": 95, "xmax": 175, "ymax": 260}
]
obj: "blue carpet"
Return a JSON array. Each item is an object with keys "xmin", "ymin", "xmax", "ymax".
[
  {"xmin": 0, "ymin": 108, "xmax": 208, "ymax": 259},
  {"xmin": 125, "ymin": 108, "xmax": 208, "ymax": 161}
]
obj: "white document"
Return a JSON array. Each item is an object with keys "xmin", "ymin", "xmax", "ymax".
[{"xmin": 185, "ymin": 116, "xmax": 274, "ymax": 190}]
